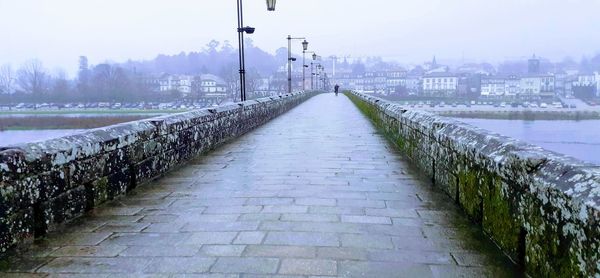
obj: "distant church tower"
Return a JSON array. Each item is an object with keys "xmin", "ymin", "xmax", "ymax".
[
  {"xmin": 528, "ymin": 54, "xmax": 540, "ymax": 74},
  {"xmin": 431, "ymin": 56, "xmax": 438, "ymax": 69}
]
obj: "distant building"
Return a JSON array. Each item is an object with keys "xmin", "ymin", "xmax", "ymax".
[
  {"xmin": 572, "ymin": 72, "xmax": 600, "ymax": 98},
  {"xmin": 363, "ymin": 72, "xmax": 375, "ymax": 93},
  {"xmin": 422, "ymin": 72, "xmax": 458, "ymax": 97},
  {"xmin": 528, "ymin": 54, "xmax": 541, "ymax": 74},
  {"xmin": 386, "ymin": 70, "xmax": 407, "ymax": 94},
  {"xmin": 504, "ymin": 75, "xmax": 520, "ymax": 98},
  {"xmin": 480, "ymin": 76, "xmax": 506, "ymax": 98},
  {"xmin": 159, "ymin": 74, "xmax": 193, "ymax": 95},
  {"xmin": 405, "ymin": 74, "xmax": 421, "ymax": 95},
  {"xmin": 374, "ymin": 71, "xmax": 387, "ymax": 94},
  {"xmin": 520, "ymin": 74, "xmax": 555, "ymax": 99},
  {"xmin": 200, "ymin": 74, "xmax": 228, "ymax": 98}
]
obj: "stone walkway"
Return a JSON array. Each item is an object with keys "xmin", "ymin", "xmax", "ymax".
[{"xmin": 2, "ymin": 94, "xmax": 521, "ymax": 277}]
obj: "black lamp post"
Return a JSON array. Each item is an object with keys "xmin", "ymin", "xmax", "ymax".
[
  {"xmin": 287, "ymin": 35, "xmax": 307, "ymax": 94},
  {"xmin": 302, "ymin": 40, "xmax": 309, "ymax": 91},
  {"xmin": 304, "ymin": 51, "xmax": 315, "ymax": 91},
  {"xmin": 266, "ymin": 0, "xmax": 276, "ymax": 11},
  {"xmin": 237, "ymin": 0, "xmax": 275, "ymax": 102}
]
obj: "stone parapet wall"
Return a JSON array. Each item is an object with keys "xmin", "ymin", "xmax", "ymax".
[
  {"xmin": 346, "ymin": 91, "xmax": 599, "ymax": 277},
  {"xmin": 0, "ymin": 92, "xmax": 317, "ymax": 255}
]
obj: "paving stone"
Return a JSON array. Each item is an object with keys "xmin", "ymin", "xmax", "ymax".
[
  {"xmin": 171, "ymin": 274, "xmax": 237, "ymax": 278},
  {"xmin": 336, "ymin": 199, "xmax": 386, "ymax": 208},
  {"xmin": 338, "ymin": 261, "xmax": 434, "ymax": 278},
  {"xmin": 340, "ymin": 234, "xmax": 393, "ymax": 249},
  {"xmin": 341, "ymin": 215, "xmax": 391, "ymax": 224},
  {"xmin": 185, "ymin": 232, "xmax": 238, "ymax": 245},
  {"xmin": 367, "ymin": 250, "xmax": 455, "ymax": 265},
  {"xmin": 295, "ymin": 198, "xmax": 336, "ymax": 206},
  {"xmin": 95, "ymin": 222, "xmax": 151, "ymax": 233},
  {"xmin": 238, "ymin": 213, "xmax": 281, "ymax": 221},
  {"xmin": 142, "ymin": 222, "xmax": 186, "ymax": 233},
  {"xmin": 170, "ymin": 274, "xmax": 238, "ymax": 278},
  {"xmin": 200, "ymin": 245, "xmax": 246, "ymax": 256},
  {"xmin": 261, "ymin": 205, "xmax": 309, "ymax": 213},
  {"xmin": 92, "ymin": 206, "xmax": 144, "ymax": 216},
  {"xmin": 47, "ymin": 232, "xmax": 113, "ymax": 247},
  {"xmin": 246, "ymin": 197, "xmax": 294, "ymax": 205},
  {"xmin": 139, "ymin": 214, "xmax": 180, "ymax": 223},
  {"xmin": 316, "ymin": 247, "xmax": 369, "ymax": 260},
  {"xmin": 144, "ymin": 257, "xmax": 216, "ymax": 273},
  {"xmin": 103, "ymin": 233, "xmax": 186, "ymax": 246},
  {"xmin": 264, "ymin": 232, "xmax": 339, "ymax": 247},
  {"xmin": 38, "ymin": 257, "xmax": 151, "ymax": 273},
  {"xmin": 429, "ymin": 265, "xmax": 518, "ymax": 278},
  {"xmin": 0, "ymin": 256, "xmax": 52, "ymax": 272},
  {"xmin": 233, "ymin": 231, "xmax": 265, "ymax": 244},
  {"xmin": 203, "ymin": 206, "xmax": 262, "ymax": 214},
  {"xmin": 365, "ymin": 208, "xmax": 419, "ymax": 218},
  {"xmin": 210, "ymin": 257, "xmax": 279, "ymax": 274},
  {"xmin": 309, "ymin": 206, "xmax": 365, "ymax": 215},
  {"xmin": 279, "ymin": 259, "xmax": 337, "ymax": 276},
  {"xmin": 181, "ymin": 221, "xmax": 259, "ymax": 232},
  {"xmin": 244, "ymin": 245, "xmax": 316, "ymax": 258},
  {"xmin": 120, "ymin": 245, "xmax": 200, "ymax": 257},
  {"xmin": 50, "ymin": 245, "xmax": 127, "ymax": 257},
  {"xmin": 281, "ymin": 213, "xmax": 339, "ymax": 222}
]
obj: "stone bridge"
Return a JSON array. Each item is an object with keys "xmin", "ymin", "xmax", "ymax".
[{"xmin": 0, "ymin": 92, "xmax": 598, "ymax": 277}]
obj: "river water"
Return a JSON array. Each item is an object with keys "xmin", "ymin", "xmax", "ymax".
[
  {"xmin": 0, "ymin": 129, "xmax": 85, "ymax": 146},
  {"xmin": 1, "ymin": 120, "xmax": 599, "ymax": 165},
  {"xmin": 456, "ymin": 119, "xmax": 600, "ymax": 165}
]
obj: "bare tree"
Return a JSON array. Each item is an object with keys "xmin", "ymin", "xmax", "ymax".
[
  {"xmin": 51, "ymin": 69, "xmax": 71, "ymax": 102},
  {"xmin": 17, "ymin": 60, "xmax": 49, "ymax": 96},
  {"xmin": 246, "ymin": 68, "xmax": 262, "ymax": 99},
  {"xmin": 219, "ymin": 62, "xmax": 240, "ymax": 102},
  {"xmin": 0, "ymin": 64, "xmax": 15, "ymax": 94}
]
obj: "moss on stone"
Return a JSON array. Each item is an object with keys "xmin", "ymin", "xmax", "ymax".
[
  {"xmin": 481, "ymin": 178, "xmax": 520, "ymax": 259},
  {"xmin": 92, "ymin": 177, "xmax": 109, "ymax": 205},
  {"xmin": 457, "ymin": 168, "xmax": 483, "ymax": 223}
]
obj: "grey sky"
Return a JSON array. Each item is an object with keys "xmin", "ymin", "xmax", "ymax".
[{"xmin": 1, "ymin": 0, "xmax": 599, "ymax": 76}]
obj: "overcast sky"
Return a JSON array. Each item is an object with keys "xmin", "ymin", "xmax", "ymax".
[{"xmin": 1, "ymin": 0, "xmax": 599, "ymax": 76}]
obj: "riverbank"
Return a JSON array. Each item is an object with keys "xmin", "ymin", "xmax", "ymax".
[
  {"xmin": 0, "ymin": 109, "xmax": 185, "ymax": 116},
  {"xmin": 0, "ymin": 115, "xmax": 153, "ymax": 130}
]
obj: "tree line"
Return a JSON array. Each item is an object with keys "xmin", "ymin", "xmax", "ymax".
[{"xmin": 0, "ymin": 39, "xmax": 292, "ymax": 104}]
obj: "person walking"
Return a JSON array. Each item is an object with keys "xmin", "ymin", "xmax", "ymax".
[{"xmin": 334, "ymin": 84, "xmax": 340, "ymax": 96}]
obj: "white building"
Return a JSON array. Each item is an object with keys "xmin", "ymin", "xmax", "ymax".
[
  {"xmin": 386, "ymin": 70, "xmax": 407, "ymax": 94},
  {"xmin": 480, "ymin": 76, "xmax": 505, "ymax": 98},
  {"xmin": 504, "ymin": 75, "xmax": 520, "ymax": 98},
  {"xmin": 520, "ymin": 74, "xmax": 555, "ymax": 98},
  {"xmin": 422, "ymin": 72, "xmax": 458, "ymax": 97},
  {"xmin": 159, "ymin": 74, "xmax": 193, "ymax": 95},
  {"xmin": 200, "ymin": 74, "xmax": 228, "ymax": 98},
  {"xmin": 573, "ymin": 72, "xmax": 600, "ymax": 97}
]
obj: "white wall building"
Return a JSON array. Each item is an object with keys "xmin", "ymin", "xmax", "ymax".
[
  {"xmin": 422, "ymin": 73, "xmax": 458, "ymax": 97},
  {"xmin": 480, "ymin": 76, "xmax": 505, "ymax": 98}
]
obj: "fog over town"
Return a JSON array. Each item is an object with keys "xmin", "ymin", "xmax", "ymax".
[
  {"xmin": 1, "ymin": 0, "xmax": 600, "ymax": 74},
  {"xmin": 0, "ymin": 1, "xmax": 599, "ymax": 277}
]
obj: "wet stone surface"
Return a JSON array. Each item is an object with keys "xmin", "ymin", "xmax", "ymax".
[{"xmin": 0, "ymin": 94, "xmax": 521, "ymax": 277}]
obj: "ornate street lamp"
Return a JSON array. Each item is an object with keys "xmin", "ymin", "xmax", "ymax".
[
  {"xmin": 236, "ymin": 0, "xmax": 276, "ymax": 102},
  {"xmin": 301, "ymin": 40, "xmax": 309, "ymax": 91},
  {"xmin": 266, "ymin": 0, "xmax": 276, "ymax": 11},
  {"xmin": 287, "ymin": 35, "xmax": 306, "ymax": 94}
]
